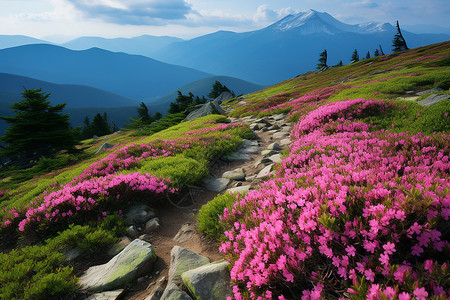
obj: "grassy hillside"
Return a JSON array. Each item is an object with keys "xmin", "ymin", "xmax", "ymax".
[{"xmin": 0, "ymin": 41, "xmax": 449, "ymax": 299}]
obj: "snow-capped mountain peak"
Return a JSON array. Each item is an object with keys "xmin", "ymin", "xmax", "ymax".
[{"xmin": 264, "ymin": 9, "xmax": 393, "ymax": 35}]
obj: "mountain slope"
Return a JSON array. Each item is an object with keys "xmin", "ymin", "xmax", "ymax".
[
  {"xmin": 61, "ymin": 35, "xmax": 183, "ymax": 58},
  {"xmin": 0, "ymin": 35, "xmax": 50, "ymax": 49},
  {"xmin": 147, "ymin": 75, "xmax": 266, "ymax": 113},
  {"xmin": 0, "ymin": 44, "xmax": 212, "ymax": 100},
  {"xmin": 0, "ymin": 73, "xmax": 138, "ymax": 108},
  {"xmin": 153, "ymin": 9, "xmax": 450, "ymax": 85}
]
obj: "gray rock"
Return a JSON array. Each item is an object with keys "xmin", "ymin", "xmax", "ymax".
[
  {"xmin": 84, "ymin": 289, "xmax": 125, "ymax": 300},
  {"xmin": 279, "ymin": 138, "xmax": 291, "ymax": 146},
  {"xmin": 257, "ymin": 165, "xmax": 273, "ymax": 179},
  {"xmin": 245, "ymin": 174, "xmax": 257, "ymax": 182},
  {"xmin": 95, "ymin": 142, "xmax": 114, "ymax": 154},
  {"xmin": 203, "ymin": 177, "xmax": 230, "ymax": 192},
  {"xmin": 181, "ymin": 261, "xmax": 232, "ymax": 300},
  {"xmin": 127, "ymin": 226, "xmax": 139, "ymax": 238},
  {"xmin": 173, "ymin": 223, "xmax": 196, "ymax": 244},
  {"xmin": 261, "ymin": 149, "xmax": 279, "ymax": 156},
  {"xmin": 267, "ymin": 142, "xmax": 282, "ymax": 151},
  {"xmin": 168, "ymin": 246, "xmax": 210, "ymax": 287},
  {"xmin": 222, "ymin": 152, "xmax": 252, "ymax": 162},
  {"xmin": 222, "ymin": 168, "xmax": 245, "ymax": 181},
  {"xmin": 144, "ymin": 218, "xmax": 161, "ymax": 233},
  {"xmin": 418, "ymin": 94, "xmax": 450, "ymax": 107},
  {"xmin": 249, "ymin": 123, "xmax": 261, "ymax": 130},
  {"xmin": 160, "ymin": 283, "xmax": 192, "ymax": 300},
  {"xmin": 79, "ymin": 239, "xmax": 157, "ymax": 292},
  {"xmin": 185, "ymin": 102, "xmax": 220, "ymax": 122},
  {"xmin": 145, "ymin": 286, "xmax": 164, "ymax": 300},
  {"xmin": 271, "ymin": 114, "xmax": 286, "ymax": 121},
  {"xmin": 269, "ymin": 154, "xmax": 282, "ymax": 164},
  {"xmin": 280, "ymin": 126, "xmax": 291, "ymax": 133},
  {"xmin": 227, "ymin": 185, "xmax": 251, "ymax": 194},
  {"xmin": 254, "ymin": 157, "xmax": 272, "ymax": 168},
  {"xmin": 93, "ymin": 135, "xmax": 100, "ymax": 140},
  {"xmin": 273, "ymin": 131, "xmax": 289, "ymax": 139},
  {"xmin": 416, "ymin": 88, "xmax": 444, "ymax": 96},
  {"xmin": 214, "ymin": 92, "xmax": 234, "ymax": 105},
  {"xmin": 125, "ymin": 204, "xmax": 156, "ymax": 225}
]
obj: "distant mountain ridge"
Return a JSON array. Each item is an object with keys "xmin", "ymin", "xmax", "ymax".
[
  {"xmin": 151, "ymin": 9, "xmax": 450, "ymax": 84},
  {"xmin": 0, "ymin": 44, "xmax": 212, "ymax": 100},
  {"xmin": 61, "ymin": 35, "xmax": 183, "ymax": 57}
]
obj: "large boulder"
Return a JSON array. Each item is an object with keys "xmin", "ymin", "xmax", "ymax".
[
  {"xmin": 203, "ymin": 177, "xmax": 230, "ymax": 192},
  {"xmin": 79, "ymin": 239, "xmax": 157, "ymax": 292},
  {"xmin": 84, "ymin": 289, "xmax": 125, "ymax": 300},
  {"xmin": 181, "ymin": 260, "xmax": 232, "ymax": 300},
  {"xmin": 185, "ymin": 102, "xmax": 220, "ymax": 121},
  {"xmin": 418, "ymin": 94, "xmax": 450, "ymax": 106},
  {"xmin": 168, "ymin": 246, "xmax": 210, "ymax": 287},
  {"xmin": 222, "ymin": 168, "xmax": 245, "ymax": 181}
]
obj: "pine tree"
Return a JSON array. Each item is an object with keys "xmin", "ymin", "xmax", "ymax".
[
  {"xmin": 337, "ymin": 60, "xmax": 343, "ymax": 66},
  {"xmin": 379, "ymin": 45, "xmax": 385, "ymax": 56},
  {"xmin": 91, "ymin": 113, "xmax": 112, "ymax": 137},
  {"xmin": 392, "ymin": 20, "xmax": 408, "ymax": 52},
  {"xmin": 208, "ymin": 81, "xmax": 234, "ymax": 99},
  {"xmin": 136, "ymin": 102, "xmax": 151, "ymax": 124},
  {"xmin": 317, "ymin": 49, "xmax": 328, "ymax": 69},
  {"xmin": 366, "ymin": 51, "xmax": 371, "ymax": 59},
  {"xmin": 0, "ymin": 88, "xmax": 80, "ymax": 165},
  {"xmin": 374, "ymin": 49, "xmax": 380, "ymax": 57},
  {"xmin": 351, "ymin": 49, "xmax": 359, "ymax": 63}
]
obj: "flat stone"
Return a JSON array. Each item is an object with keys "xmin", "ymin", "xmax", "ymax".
[
  {"xmin": 222, "ymin": 168, "xmax": 245, "ymax": 181},
  {"xmin": 261, "ymin": 149, "xmax": 279, "ymax": 156},
  {"xmin": 222, "ymin": 152, "xmax": 252, "ymax": 162},
  {"xmin": 418, "ymin": 94, "xmax": 450, "ymax": 106},
  {"xmin": 267, "ymin": 142, "xmax": 282, "ymax": 151},
  {"xmin": 125, "ymin": 204, "xmax": 156, "ymax": 225},
  {"xmin": 279, "ymin": 138, "xmax": 292, "ymax": 146},
  {"xmin": 257, "ymin": 165, "xmax": 273, "ymax": 179},
  {"xmin": 271, "ymin": 113, "xmax": 286, "ymax": 121},
  {"xmin": 254, "ymin": 157, "xmax": 272, "ymax": 168},
  {"xmin": 160, "ymin": 283, "xmax": 192, "ymax": 300},
  {"xmin": 173, "ymin": 223, "xmax": 196, "ymax": 244},
  {"xmin": 416, "ymin": 88, "xmax": 444, "ymax": 96},
  {"xmin": 269, "ymin": 154, "xmax": 282, "ymax": 164},
  {"xmin": 181, "ymin": 261, "xmax": 232, "ymax": 300},
  {"xmin": 79, "ymin": 239, "xmax": 157, "ymax": 292},
  {"xmin": 273, "ymin": 131, "xmax": 289, "ymax": 139},
  {"xmin": 203, "ymin": 177, "xmax": 230, "ymax": 192},
  {"xmin": 280, "ymin": 126, "xmax": 291, "ymax": 133},
  {"xmin": 245, "ymin": 174, "xmax": 257, "ymax": 182},
  {"xmin": 240, "ymin": 146, "xmax": 259, "ymax": 154},
  {"xmin": 227, "ymin": 185, "xmax": 251, "ymax": 195},
  {"xmin": 144, "ymin": 218, "xmax": 160, "ymax": 233},
  {"xmin": 168, "ymin": 246, "xmax": 210, "ymax": 287},
  {"xmin": 85, "ymin": 289, "xmax": 125, "ymax": 300}
]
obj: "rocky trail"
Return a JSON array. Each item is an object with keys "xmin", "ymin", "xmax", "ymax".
[{"xmin": 79, "ymin": 110, "xmax": 292, "ymax": 300}]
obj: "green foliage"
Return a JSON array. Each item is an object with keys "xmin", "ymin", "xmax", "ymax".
[
  {"xmin": 197, "ymin": 193, "xmax": 237, "ymax": 240},
  {"xmin": 126, "ymin": 102, "xmax": 163, "ymax": 130},
  {"xmin": 131, "ymin": 112, "xmax": 187, "ymax": 136},
  {"xmin": 351, "ymin": 49, "xmax": 359, "ymax": 63},
  {"xmin": 0, "ymin": 88, "xmax": 81, "ymax": 167},
  {"xmin": 317, "ymin": 49, "xmax": 328, "ymax": 69},
  {"xmin": 0, "ymin": 223, "xmax": 120, "ymax": 300},
  {"xmin": 139, "ymin": 155, "xmax": 209, "ymax": 189},
  {"xmin": 82, "ymin": 112, "xmax": 112, "ymax": 138},
  {"xmin": 208, "ymin": 80, "xmax": 234, "ymax": 99},
  {"xmin": 392, "ymin": 20, "xmax": 409, "ymax": 52}
]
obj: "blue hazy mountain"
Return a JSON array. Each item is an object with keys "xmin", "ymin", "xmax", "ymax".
[
  {"xmin": 0, "ymin": 35, "xmax": 50, "ymax": 49},
  {"xmin": 147, "ymin": 75, "xmax": 266, "ymax": 112},
  {"xmin": 61, "ymin": 35, "xmax": 183, "ymax": 58},
  {"xmin": 151, "ymin": 9, "xmax": 450, "ymax": 85},
  {"xmin": 0, "ymin": 72, "xmax": 138, "ymax": 108},
  {"xmin": 0, "ymin": 44, "xmax": 212, "ymax": 100},
  {"xmin": 0, "ymin": 72, "xmax": 141, "ymax": 135}
]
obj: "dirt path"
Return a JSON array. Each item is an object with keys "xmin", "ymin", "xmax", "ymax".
[{"xmin": 120, "ymin": 114, "xmax": 290, "ymax": 299}]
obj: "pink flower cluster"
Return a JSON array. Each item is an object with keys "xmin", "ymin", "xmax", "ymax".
[
  {"xmin": 220, "ymin": 99, "xmax": 449, "ymax": 299},
  {"xmin": 263, "ymin": 85, "xmax": 346, "ymax": 115},
  {"xmin": 11, "ymin": 172, "xmax": 174, "ymax": 232},
  {"xmin": 74, "ymin": 139, "xmax": 191, "ymax": 183}
]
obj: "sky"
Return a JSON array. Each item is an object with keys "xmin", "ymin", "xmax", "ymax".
[{"xmin": 1, "ymin": 0, "xmax": 449, "ymax": 41}]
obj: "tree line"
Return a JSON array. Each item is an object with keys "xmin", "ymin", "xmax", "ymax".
[{"xmin": 316, "ymin": 20, "xmax": 408, "ymax": 69}]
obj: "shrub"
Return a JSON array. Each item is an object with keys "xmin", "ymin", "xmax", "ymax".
[
  {"xmin": 197, "ymin": 193, "xmax": 238, "ymax": 240},
  {"xmin": 220, "ymin": 99, "xmax": 450, "ymax": 299}
]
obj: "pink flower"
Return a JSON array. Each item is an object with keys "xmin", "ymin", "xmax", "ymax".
[
  {"xmin": 398, "ymin": 292, "xmax": 410, "ymax": 300},
  {"xmin": 413, "ymin": 287, "xmax": 428, "ymax": 300}
]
